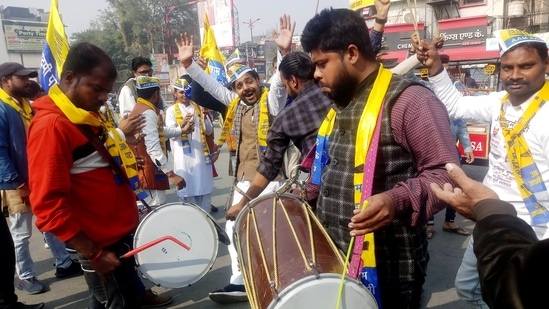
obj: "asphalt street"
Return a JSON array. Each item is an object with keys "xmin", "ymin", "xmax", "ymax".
[{"xmin": 8, "ymin": 125, "xmax": 489, "ymax": 309}]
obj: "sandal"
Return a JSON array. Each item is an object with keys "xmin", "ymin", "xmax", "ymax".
[
  {"xmin": 442, "ymin": 227, "xmax": 470, "ymax": 236},
  {"xmin": 426, "ymin": 227, "xmax": 435, "ymax": 239}
]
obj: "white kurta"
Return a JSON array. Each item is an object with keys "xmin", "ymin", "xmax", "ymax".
[{"xmin": 165, "ymin": 103, "xmax": 214, "ymax": 198}]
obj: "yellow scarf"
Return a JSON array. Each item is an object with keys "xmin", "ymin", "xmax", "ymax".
[
  {"xmin": 102, "ymin": 103, "xmax": 117, "ymax": 127},
  {"xmin": 0, "ymin": 88, "xmax": 33, "ymax": 127},
  {"xmin": 137, "ymin": 97, "xmax": 166, "ymax": 156},
  {"xmin": 216, "ymin": 88, "xmax": 269, "ymax": 153},
  {"xmin": 174, "ymin": 101, "xmax": 212, "ymax": 165},
  {"xmin": 500, "ymin": 81, "xmax": 549, "ymax": 225},
  {"xmin": 314, "ymin": 65, "xmax": 392, "ymax": 307},
  {"xmin": 49, "ymin": 84, "xmax": 147, "ymax": 199}
]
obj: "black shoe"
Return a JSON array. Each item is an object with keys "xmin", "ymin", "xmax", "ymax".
[
  {"xmin": 3, "ymin": 302, "xmax": 45, "ymax": 309},
  {"xmin": 55, "ymin": 260, "xmax": 83, "ymax": 278},
  {"xmin": 208, "ymin": 284, "xmax": 247, "ymax": 303},
  {"xmin": 210, "ymin": 205, "xmax": 219, "ymax": 213}
]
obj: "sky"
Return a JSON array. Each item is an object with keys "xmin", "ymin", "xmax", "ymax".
[{"xmin": 1, "ymin": 0, "xmax": 350, "ymax": 40}]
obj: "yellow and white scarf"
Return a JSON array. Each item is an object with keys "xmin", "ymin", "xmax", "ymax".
[
  {"xmin": 500, "ymin": 81, "xmax": 549, "ymax": 225},
  {"xmin": 174, "ymin": 101, "xmax": 212, "ymax": 165},
  {"xmin": 216, "ymin": 88, "xmax": 269, "ymax": 153},
  {"xmin": 49, "ymin": 84, "xmax": 147, "ymax": 200},
  {"xmin": 314, "ymin": 65, "xmax": 392, "ymax": 307},
  {"xmin": 0, "ymin": 88, "xmax": 33, "ymax": 128}
]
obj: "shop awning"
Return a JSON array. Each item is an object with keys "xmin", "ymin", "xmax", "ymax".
[{"xmin": 381, "ymin": 46, "xmax": 500, "ymax": 64}]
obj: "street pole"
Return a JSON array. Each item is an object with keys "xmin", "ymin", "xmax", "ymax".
[
  {"xmin": 243, "ymin": 18, "xmax": 260, "ymax": 69},
  {"xmin": 243, "ymin": 18, "xmax": 260, "ymax": 43}
]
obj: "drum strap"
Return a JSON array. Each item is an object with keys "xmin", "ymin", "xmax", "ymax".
[{"xmin": 78, "ymin": 125, "xmax": 153, "ymax": 211}]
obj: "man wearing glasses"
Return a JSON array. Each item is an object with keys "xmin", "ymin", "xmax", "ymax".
[{"xmin": 118, "ymin": 56, "xmax": 155, "ymax": 119}]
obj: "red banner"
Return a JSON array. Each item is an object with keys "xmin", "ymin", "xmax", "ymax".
[{"xmin": 457, "ymin": 132, "xmax": 490, "ymax": 159}]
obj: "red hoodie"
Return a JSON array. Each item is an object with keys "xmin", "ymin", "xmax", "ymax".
[{"xmin": 27, "ymin": 96, "xmax": 139, "ymax": 248}]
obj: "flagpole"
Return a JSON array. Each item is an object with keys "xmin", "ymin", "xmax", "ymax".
[{"xmin": 315, "ymin": 0, "xmax": 320, "ymax": 13}]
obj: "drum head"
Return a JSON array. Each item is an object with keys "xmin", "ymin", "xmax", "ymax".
[
  {"xmin": 269, "ymin": 274, "xmax": 378, "ymax": 309},
  {"xmin": 134, "ymin": 202, "xmax": 218, "ymax": 288}
]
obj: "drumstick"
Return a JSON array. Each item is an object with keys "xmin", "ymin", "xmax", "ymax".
[
  {"xmin": 336, "ymin": 200, "xmax": 369, "ymax": 309},
  {"xmin": 119, "ymin": 235, "xmax": 190, "ymax": 259}
]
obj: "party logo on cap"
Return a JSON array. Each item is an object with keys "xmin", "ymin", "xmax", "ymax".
[
  {"xmin": 135, "ymin": 76, "xmax": 160, "ymax": 90},
  {"xmin": 494, "ymin": 29, "xmax": 547, "ymax": 56},
  {"xmin": 173, "ymin": 78, "xmax": 190, "ymax": 90},
  {"xmin": 227, "ymin": 64, "xmax": 253, "ymax": 85},
  {"xmin": 173, "ymin": 78, "xmax": 192, "ymax": 99},
  {"xmin": 225, "ymin": 49, "xmax": 245, "ymax": 68}
]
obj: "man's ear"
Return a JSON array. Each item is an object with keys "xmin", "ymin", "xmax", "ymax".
[
  {"xmin": 346, "ymin": 44, "xmax": 360, "ymax": 65},
  {"xmin": 61, "ymin": 71, "xmax": 76, "ymax": 87}
]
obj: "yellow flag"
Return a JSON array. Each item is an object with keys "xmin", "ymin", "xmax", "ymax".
[
  {"xmin": 39, "ymin": 0, "xmax": 70, "ymax": 92},
  {"xmin": 199, "ymin": 13, "xmax": 228, "ymax": 86}
]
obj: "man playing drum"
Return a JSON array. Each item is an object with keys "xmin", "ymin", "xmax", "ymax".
[
  {"xmin": 176, "ymin": 15, "xmax": 293, "ymax": 303},
  {"xmin": 27, "ymin": 43, "xmax": 171, "ymax": 308},
  {"xmin": 301, "ymin": 9, "xmax": 459, "ymax": 308}
]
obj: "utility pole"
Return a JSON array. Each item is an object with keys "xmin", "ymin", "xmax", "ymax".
[
  {"xmin": 243, "ymin": 18, "xmax": 260, "ymax": 69},
  {"xmin": 243, "ymin": 18, "xmax": 260, "ymax": 43}
]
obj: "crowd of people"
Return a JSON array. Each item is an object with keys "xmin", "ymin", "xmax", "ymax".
[{"xmin": 2, "ymin": 1, "xmax": 549, "ymax": 308}]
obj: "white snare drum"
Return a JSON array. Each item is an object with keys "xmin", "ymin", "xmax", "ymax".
[{"xmin": 133, "ymin": 202, "xmax": 224, "ymax": 288}]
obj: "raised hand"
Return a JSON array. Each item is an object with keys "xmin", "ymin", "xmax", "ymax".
[
  {"xmin": 176, "ymin": 33, "xmax": 195, "ymax": 66},
  {"xmin": 375, "ymin": 0, "xmax": 391, "ymax": 19},
  {"xmin": 272, "ymin": 14, "xmax": 295, "ymax": 56}
]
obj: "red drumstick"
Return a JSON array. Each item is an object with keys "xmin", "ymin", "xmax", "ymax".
[{"xmin": 120, "ymin": 235, "xmax": 190, "ymax": 258}]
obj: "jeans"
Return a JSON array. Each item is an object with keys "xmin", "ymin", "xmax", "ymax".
[
  {"xmin": 9, "ymin": 211, "xmax": 72, "ymax": 280},
  {"xmin": 427, "ymin": 207, "xmax": 456, "ymax": 225},
  {"xmin": 43, "ymin": 231, "xmax": 72, "ymax": 268},
  {"xmin": 79, "ymin": 235, "xmax": 142, "ymax": 309},
  {"xmin": 455, "ymin": 236, "xmax": 489, "ymax": 309}
]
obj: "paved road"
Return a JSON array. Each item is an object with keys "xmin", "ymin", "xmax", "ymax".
[{"xmin": 8, "ymin": 126, "xmax": 489, "ymax": 309}]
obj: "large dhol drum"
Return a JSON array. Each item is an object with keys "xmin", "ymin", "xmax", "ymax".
[
  {"xmin": 133, "ymin": 202, "xmax": 228, "ymax": 288},
  {"xmin": 234, "ymin": 193, "xmax": 378, "ymax": 309}
]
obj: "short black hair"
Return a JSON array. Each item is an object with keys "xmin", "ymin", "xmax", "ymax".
[
  {"xmin": 278, "ymin": 51, "xmax": 315, "ymax": 81},
  {"xmin": 61, "ymin": 42, "xmax": 117, "ymax": 80},
  {"xmin": 506, "ymin": 42, "xmax": 548, "ymax": 61},
  {"xmin": 137, "ymin": 87, "xmax": 159, "ymax": 100},
  {"xmin": 131, "ymin": 56, "xmax": 153, "ymax": 71},
  {"xmin": 301, "ymin": 8, "xmax": 376, "ymax": 62}
]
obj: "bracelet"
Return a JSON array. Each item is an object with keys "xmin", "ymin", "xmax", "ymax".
[
  {"xmin": 88, "ymin": 249, "xmax": 103, "ymax": 263},
  {"xmin": 375, "ymin": 17, "xmax": 387, "ymax": 25}
]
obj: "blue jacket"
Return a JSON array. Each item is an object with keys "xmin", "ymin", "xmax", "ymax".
[{"xmin": 0, "ymin": 100, "xmax": 28, "ymax": 190}]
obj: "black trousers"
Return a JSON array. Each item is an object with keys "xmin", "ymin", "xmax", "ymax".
[{"xmin": 0, "ymin": 213, "xmax": 17, "ymax": 307}]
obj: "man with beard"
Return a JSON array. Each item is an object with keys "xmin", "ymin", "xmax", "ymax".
[
  {"xmin": 301, "ymin": 9, "xmax": 459, "ymax": 308},
  {"xmin": 0, "ymin": 63, "xmax": 83, "ymax": 297},
  {"xmin": 417, "ymin": 29, "xmax": 549, "ymax": 309},
  {"xmin": 176, "ymin": 15, "xmax": 292, "ymax": 303},
  {"xmin": 26, "ymin": 43, "xmax": 171, "ymax": 308},
  {"xmin": 227, "ymin": 51, "xmax": 332, "ymax": 216}
]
